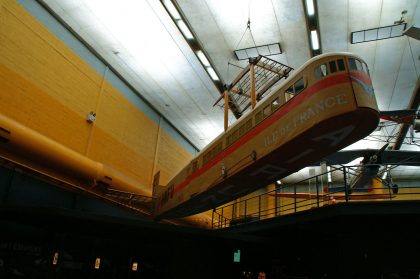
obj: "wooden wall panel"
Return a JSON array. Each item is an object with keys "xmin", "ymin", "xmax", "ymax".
[
  {"xmin": 156, "ymin": 129, "xmax": 193, "ymax": 185},
  {"xmin": 0, "ymin": 2, "xmax": 99, "ymax": 153},
  {"xmin": 0, "ymin": 1, "xmax": 194, "ymax": 194},
  {"xmin": 87, "ymin": 84, "xmax": 159, "ymax": 187}
]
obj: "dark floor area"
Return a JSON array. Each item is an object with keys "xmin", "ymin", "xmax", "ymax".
[
  {"xmin": 1, "ymin": 201, "xmax": 420, "ymax": 279},
  {"xmin": 1, "ymin": 166, "xmax": 420, "ymax": 278}
]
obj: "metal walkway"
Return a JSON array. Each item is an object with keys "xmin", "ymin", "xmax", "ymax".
[{"xmin": 211, "ymin": 164, "xmax": 420, "ymax": 229}]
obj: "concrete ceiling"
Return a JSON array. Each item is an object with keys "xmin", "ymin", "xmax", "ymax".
[{"xmin": 42, "ymin": 0, "xmax": 420, "ymax": 180}]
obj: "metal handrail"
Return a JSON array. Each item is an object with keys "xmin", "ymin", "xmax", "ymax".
[{"xmin": 211, "ymin": 165, "xmax": 420, "ymax": 229}]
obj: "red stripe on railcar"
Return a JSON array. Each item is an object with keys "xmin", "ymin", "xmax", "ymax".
[{"xmin": 172, "ymin": 73, "xmax": 357, "ymax": 195}]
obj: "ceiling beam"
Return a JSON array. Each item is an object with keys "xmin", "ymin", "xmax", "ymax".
[
  {"xmin": 164, "ymin": 0, "xmax": 243, "ymax": 119},
  {"xmin": 302, "ymin": 0, "xmax": 322, "ymax": 57}
]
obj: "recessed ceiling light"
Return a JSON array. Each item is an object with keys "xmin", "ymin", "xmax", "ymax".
[
  {"xmin": 196, "ymin": 50, "xmax": 210, "ymax": 67},
  {"xmin": 162, "ymin": 0, "xmax": 181, "ymax": 20},
  {"xmin": 177, "ymin": 20, "xmax": 194, "ymax": 40},
  {"xmin": 305, "ymin": 0, "xmax": 315, "ymax": 16},
  {"xmin": 206, "ymin": 67, "xmax": 219, "ymax": 81},
  {"xmin": 310, "ymin": 30, "xmax": 319, "ymax": 50}
]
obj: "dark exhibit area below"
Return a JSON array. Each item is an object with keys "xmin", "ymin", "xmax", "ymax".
[{"xmin": 1, "ymin": 201, "xmax": 420, "ymax": 279}]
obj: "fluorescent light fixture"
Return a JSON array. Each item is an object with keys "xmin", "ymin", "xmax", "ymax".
[
  {"xmin": 351, "ymin": 23, "xmax": 407, "ymax": 44},
  {"xmin": 257, "ymin": 45, "xmax": 270, "ymax": 56},
  {"xmin": 378, "ymin": 26, "xmax": 391, "ymax": 39},
  {"xmin": 206, "ymin": 67, "xmax": 219, "ymax": 81},
  {"xmin": 327, "ymin": 166, "xmax": 332, "ymax": 183},
  {"xmin": 196, "ymin": 50, "xmax": 210, "ymax": 67},
  {"xmin": 234, "ymin": 43, "xmax": 282, "ymax": 60},
  {"xmin": 177, "ymin": 20, "xmax": 194, "ymax": 40},
  {"xmin": 268, "ymin": 43, "xmax": 281, "ymax": 54},
  {"xmin": 310, "ymin": 30, "xmax": 320, "ymax": 50},
  {"xmin": 305, "ymin": 0, "xmax": 315, "ymax": 16},
  {"xmin": 246, "ymin": 47, "xmax": 259, "ymax": 58},
  {"xmin": 235, "ymin": 49, "xmax": 248, "ymax": 60},
  {"xmin": 162, "ymin": 0, "xmax": 181, "ymax": 20}
]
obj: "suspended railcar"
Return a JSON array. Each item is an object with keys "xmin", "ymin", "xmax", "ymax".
[{"xmin": 155, "ymin": 52, "xmax": 379, "ymax": 220}]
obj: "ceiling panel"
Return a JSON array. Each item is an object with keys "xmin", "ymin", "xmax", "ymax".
[
  {"xmin": 41, "ymin": 0, "xmax": 420, "ymax": 182},
  {"xmin": 43, "ymin": 0, "xmax": 226, "ymax": 148}
]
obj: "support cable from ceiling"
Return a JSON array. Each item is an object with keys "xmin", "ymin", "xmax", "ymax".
[
  {"xmin": 224, "ymin": 9, "xmax": 259, "ymax": 120},
  {"xmin": 407, "ymin": 37, "xmax": 419, "ymax": 78},
  {"xmin": 270, "ymin": 0, "xmax": 290, "ymax": 66},
  {"xmin": 386, "ymin": 35, "xmax": 407, "ymax": 110},
  {"xmin": 370, "ymin": 0, "xmax": 384, "ymax": 79},
  {"xmin": 393, "ymin": 77, "xmax": 420, "ymax": 150}
]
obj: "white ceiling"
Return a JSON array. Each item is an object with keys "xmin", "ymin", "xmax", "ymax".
[{"xmin": 42, "ymin": 0, "xmax": 420, "ymax": 180}]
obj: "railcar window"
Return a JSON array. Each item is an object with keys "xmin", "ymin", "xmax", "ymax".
[
  {"xmin": 192, "ymin": 160, "xmax": 198, "ymax": 172},
  {"xmin": 239, "ymin": 123, "xmax": 246, "ymax": 136},
  {"xmin": 362, "ymin": 62, "xmax": 369, "ymax": 75},
  {"xmin": 329, "ymin": 61, "xmax": 337, "ymax": 73},
  {"xmin": 348, "ymin": 58, "xmax": 357, "ymax": 71},
  {"xmin": 286, "ymin": 85, "xmax": 294, "ymax": 94},
  {"xmin": 337, "ymin": 59, "xmax": 345, "ymax": 71},
  {"xmin": 294, "ymin": 78, "xmax": 305, "ymax": 94},
  {"xmin": 263, "ymin": 104, "xmax": 271, "ymax": 118},
  {"xmin": 226, "ymin": 135, "xmax": 233, "ymax": 147},
  {"xmin": 255, "ymin": 110, "xmax": 263, "ymax": 124},
  {"xmin": 314, "ymin": 64, "xmax": 328, "ymax": 79},
  {"xmin": 227, "ymin": 130, "xmax": 238, "ymax": 146},
  {"xmin": 245, "ymin": 119, "xmax": 252, "ymax": 131},
  {"xmin": 215, "ymin": 142, "xmax": 222, "ymax": 154},
  {"xmin": 271, "ymin": 97, "xmax": 280, "ymax": 110},
  {"xmin": 320, "ymin": 64, "xmax": 327, "ymax": 76},
  {"xmin": 233, "ymin": 129, "xmax": 238, "ymax": 140},
  {"xmin": 204, "ymin": 141, "xmax": 224, "ymax": 163},
  {"xmin": 355, "ymin": 59, "xmax": 363, "ymax": 72}
]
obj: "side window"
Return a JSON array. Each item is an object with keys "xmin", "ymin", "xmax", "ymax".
[
  {"xmin": 271, "ymin": 97, "xmax": 280, "ymax": 110},
  {"xmin": 192, "ymin": 160, "xmax": 198, "ymax": 172},
  {"xmin": 232, "ymin": 130, "xmax": 238, "ymax": 142},
  {"xmin": 294, "ymin": 78, "xmax": 305, "ymax": 94},
  {"xmin": 246, "ymin": 119, "xmax": 252, "ymax": 131},
  {"xmin": 286, "ymin": 85, "xmax": 294, "ymax": 94},
  {"xmin": 203, "ymin": 142, "xmax": 223, "ymax": 164},
  {"xmin": 263, "ymin": 104, "xmax": 271, "ymax": 118},
  {"xmin": 285, "ymin": 85, "xmax": 294, "ymax": 101},
  {"xmin": 255, "ymin": 111, "xmax": 263, "ymax": 124},
  {"xmin": 329, "ymin": 61, "xmax": 337, "ymax": 73},
  {"xmin": 314, "ymin": 64, "xmax": 328, "ymax": 79},
  {"xmin": 226, "ymin": 135, "xmax": 232, "ymax": 147},
  {"xmin": 362, "ymin": 62, "xmax": 370, "ymax": 75},
  {"xmin": 215, "ymin": 142, "xmax": 222, "ymax": 154},
  {"xmin": 355, "ymin": 59, "xmax": 363, "ymax": 72},
  {"xmin": 348, "ymin": 58, "xmax": 357, "ymax": 71},
  {"xmin": 337, "ymin": 59, "xmax": 345, "ymax": 71},
  {"xmin": 239, "ymin": 124, "xmax": 246, "ymax": 136},
  {"xmin": 320, "ymin": 64, "xmax": 327, "ymax": 76}
]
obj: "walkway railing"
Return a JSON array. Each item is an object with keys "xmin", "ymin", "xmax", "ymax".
[{"xmin": 211, "ymin": 165, "xmax": 420, "ymax": 229}]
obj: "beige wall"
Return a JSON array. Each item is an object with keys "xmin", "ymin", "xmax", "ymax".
[{"xmin": 0, "ymin": 1, "xmax": 193, "ymax": 194}]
